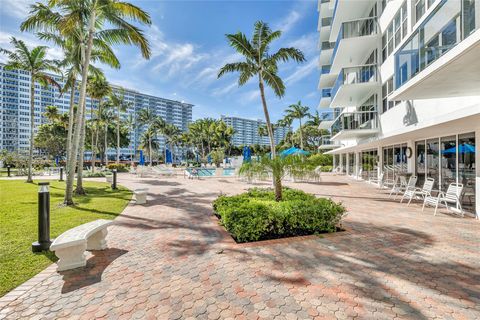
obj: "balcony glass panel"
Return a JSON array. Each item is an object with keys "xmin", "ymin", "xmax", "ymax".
[
  {"xmin": 321, "ymin": 88, "xmax": 332, "ymax": 98},
  {"xmin": 321, "ymin": 17, "xmax": 332, "ymax": 27},
  {"xmin": 321, "ymin": 42, "xmax": 334, "ymax": 50},
  {"xmin": 319, "ymin": 136, "xmax": 333, "ymax": 146},
  {"xmin": 331, "ymin": 110, "xmax": 379, "ymax": 136},
  {"xmin": 395, "ymin": 0, "xmax": 479, "ymax": 89},
  {"xmin": 321, "ymin": 65, "xmax": 331, "ymax": 74},
  {"xmin": 331, "ymin": 17, "xmax": 378, "ymax": 64},
  {"xmin": 331, "ymin": 64, "xmax": 378, "ymax": 99}
]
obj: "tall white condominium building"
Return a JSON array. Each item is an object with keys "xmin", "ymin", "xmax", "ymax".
[
  {"xmin": 0, "ymin": 64, "xmax": 193, "ymax": 157},
  {"xmin": 221, "ymin": 115, "xmax": 291, "ymax": 147},
  {"xmin": 317, "ymin": 0, "xmax": 480, "ymax": 218}
]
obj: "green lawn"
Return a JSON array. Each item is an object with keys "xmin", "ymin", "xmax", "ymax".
[{"xmin": 0, "ymin": 180, "xmax": 132, "ymax": 297}]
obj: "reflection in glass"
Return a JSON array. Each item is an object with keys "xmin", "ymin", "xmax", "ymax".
[
  {"xmin": 440, "ymin": 136, "xmax": 457, "ymax": 191},
  {"xmin": 458, "ymin": 132, "xmax": 475, "ymax": 212},
  {"xmin": 427, "ymin": 138, "xmax": 439, "ymax": 189},
  {"xmin": 416, "ymin": 141, "xmax": 426, "ymax": 187}
]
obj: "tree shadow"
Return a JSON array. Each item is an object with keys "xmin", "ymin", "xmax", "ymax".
[
  {"xmin": 60, "ymin": 248, "xmax": 128, "ymax": 294},
  {"xmin": 132, "ymin": 179, "xmax": 181, "ymax": 186}
]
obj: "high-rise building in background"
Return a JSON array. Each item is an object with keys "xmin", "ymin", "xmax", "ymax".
[
  {"xmin": 220, "ymin": 115, "xmax": 291, "ymax": 147},
  {"xmin": 317, "ymin": 0, "xmax": 480, "ymax": 217},
  {"xmin": 0, "ymin": 64, "xmax": 193, "ymax": 158}
]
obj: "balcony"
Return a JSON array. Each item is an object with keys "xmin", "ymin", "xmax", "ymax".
[
  {"xmin": 318, "ymin": 88, "xmax": 332, "ymax": 108},
  {"xmin": 329, "ymin": 0, "xmax": 377, "ymax": 43},
  {"xmin": 330, "ymin": 64, "xmax": 379, "ymax": 107},
  {"xmin": 330, "ymin": 17, "xmax": 378, "ymax": 73},
  {"xmin": 318, "ymin": 135, "xmax": 340, "ymax": 150},
  {"xmin": 331, "ymin": 110, "xmax": 379, "ymax": 140},
  {"xmin": 390, "ymin": 0, "xmax": 480, "ymax": 100},
  {"xmin": 319, "ymin": 16, "xmax": 332, "ymax": 41},
  {"xmin": 319, "ymin": 42, "xmax": 334, "ymax": 66}
]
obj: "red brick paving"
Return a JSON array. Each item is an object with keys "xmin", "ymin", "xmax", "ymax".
[{"xmin": 1, "ymin": 173, "xmax": 479, "ymax": 319}]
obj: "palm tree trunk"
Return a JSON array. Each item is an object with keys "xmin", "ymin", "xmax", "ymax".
[
  {"xmin": 91, "ymin": 98, "xmax": 96, "ymax": 173},
  {"xmin": 66, "ymin": 81, "xmax": 76, "ymax": 169},
  {"xmin": 27, "ymin": 78, "xmax": 35, "ymax": 183},
  {"xmin": 299, "ymin": 118, "xmax": 304, "ymax": 150},
  {"xmin": 104, "ymin": 123, "xmax": 109, "ymax": 167},
  {"xmin": 65, "ymin": 10, "xmax": 96, "ymax": 205},
  {"xmin": 116, "ymin": 106, "xmax": 120, "ymax": 164},
  {"xmin": 148, "ymin": 136, "xmax": 152, "ymax": 166},
  {"xmin": 75, "ymin": 101, "xmax": 87, "ymax": 195}
]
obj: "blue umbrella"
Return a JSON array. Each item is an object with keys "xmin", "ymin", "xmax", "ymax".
[
  {"xmin": 139, "ymin": 150, "xmax": 145, "ymax": 165},
  {"xmin": 165, "ymin": 148, "xmax": 172, "ymax": 164},
  {"xmin": 442, "ymin": 144, "xmax": 475, "ymax": 154},
  {"xmin": 280, "ymin": 147, "xmax": 310, "ymax": 157},
  {"xmin": 243, "ymin": 146, "xmax": 252, "ymax": 163}
]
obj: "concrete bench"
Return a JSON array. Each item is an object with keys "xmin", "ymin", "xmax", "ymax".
[
  {"xmin": 50, "ymin": 219, "xmax": 113, "ymax": 271},
  {"xmin": 134, "ymin": 188, "xmax": 148, "ymax": 204}
]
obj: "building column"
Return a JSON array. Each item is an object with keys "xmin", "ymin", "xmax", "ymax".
[
  {"xmin": 407, "ymin": 140, "xmax": 415, "ymax": 174},
  {"xmin": 355, "ymin": 152, "xmax": 361, "ymax": 178},
  {"xmin": 333, "ymin": 154, "xmax": 337, "ymax": 169},
  {"xmin": 475, "ymin": 130, "xmax": 480, "ymax": 219},
  {"xmin": 346, "ymin": 153, "xmax": 350, "ymax": 176}
]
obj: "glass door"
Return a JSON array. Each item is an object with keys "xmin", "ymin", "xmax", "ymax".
[
  {"xmin": 416, "ymin": 140, "xmax": 426, "ymax": 187},
  {"xmin": 458, "ymin": 132, "xmax": 475, "ymax": 212},
  {"xmin": 426, "ymin": 138, "xmax": 440, "ymax": 190},
  {"xmin": 440, "ymin": 136, "xmax": 457, "ymax": 192}
]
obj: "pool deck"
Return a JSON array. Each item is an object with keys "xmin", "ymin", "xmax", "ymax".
[{"xmin": 1, "ymin": 173, "xmax": 479, "ymax": 319}]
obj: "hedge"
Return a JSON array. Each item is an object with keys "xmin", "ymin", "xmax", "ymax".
[{"xmin": 213, "ymin": 188, "xmax": 346, "ymax": 243}]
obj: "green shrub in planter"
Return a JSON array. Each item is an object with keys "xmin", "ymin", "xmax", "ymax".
[
  {"xmin": 83, "ymin": 172, "xmax": 107, "ymax": 178},
  {"xmin": 106, "ymin": 163, "xmax": 129, "ymax": 172},
  {"xmin": 213, "ymin": 188, "xmax": 346, "ymax": 243}
]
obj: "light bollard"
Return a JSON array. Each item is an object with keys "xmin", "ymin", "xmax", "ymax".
[
  {"xmin": 112, "ymin": 169, "xmax": 117, "ymax": 190},
  {"xmin": 32, "ymin": 182, "xmax": 52, "ymax": 252},
  {"xmin": 59, "ymin": 167, "xmax": 64, "ymax": 181},
  {"xmin": 7, "ymin": 165, "xmax": 10, "ymax": 177}
]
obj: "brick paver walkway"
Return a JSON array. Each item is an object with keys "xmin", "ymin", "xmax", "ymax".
[{"xmin": 1, "ymin": 173, "xmax": 479, "ymax": 319}]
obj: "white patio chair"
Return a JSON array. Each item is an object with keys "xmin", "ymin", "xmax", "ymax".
[
  {"xmin": 355, "ymin": 168, "xmax": 363, "ymax": 180},
  {"xmin": 401, "ymin": 177, "xmax": 434, "ymax": 206},
  {"xmin": 390, "ymin": 175, "xmax": 417, "ymax": 200},
  {"xmin": 368, "ymin": 172, "xmax": 384, "ymax": 187},
  {"xmin": 423, "ymin": 183, "xmax": 464, "ymax": 216}
]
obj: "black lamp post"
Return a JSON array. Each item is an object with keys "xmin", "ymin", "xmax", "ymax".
[
  {"xmin": 7, "ymin": 165, "xmax": 10, "ymax": 177},
  {"xmin": 112, "ymin": 169, "xmax": 117, "ymax": 190},
  {"xmin": 59, "ymin": 167, "xmax": 64, "ymax": 181},
  {"xmin": 32, "ymin": 182, "xmax": 52, "ymax": 252}
]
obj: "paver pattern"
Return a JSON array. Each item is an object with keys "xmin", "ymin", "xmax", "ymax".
[{"xmin": 1, "ymin": 173, "xmax": 479, "ymax": 319}]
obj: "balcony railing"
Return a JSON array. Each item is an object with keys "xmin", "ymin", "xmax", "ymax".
[
  {"xmin": 331, "ymin": 110, "xmax": 379, "ymax": 136},
  {"xmin": 321, "ymin": 41, "xmax": 334, "ymax": 51},
  {"xmin": 331, "ymin": 64, "xmax": 378, "ymax": 99},
  {"xmin": 319, "ymin": 135, "xmax": 335, "ymax": 146},
  {"xmin": 331, "ymin": 17, "xmax": 378, "ymax": 64},
  {"xmin": 395, "ymin": 0, "xmax": 479, "ymax": 89}
]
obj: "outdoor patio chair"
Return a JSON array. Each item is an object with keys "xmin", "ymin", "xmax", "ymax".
[
  {"xmin": 423, "ymin": 183, "xmax": 464, "ymax": 216},
  {"xmin": 355, "ymin": 168, "xmax": 363, "ymax": 180},
  {"xmin": 368, "ymin": 172, "xmax": 384, "ymax": 187},
  {"xmin": 400, "ymin": 177, "xmax": 434, "ymax": 206},
  {"xmin": 390, "ymin": 175, "xmax": 417, "ymax": 200}
]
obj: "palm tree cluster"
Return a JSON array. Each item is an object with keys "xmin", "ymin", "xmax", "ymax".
[
  {"xmin": 183, "ymin": 119, "xmax": 235, "ymax": 161},
  {"xmin": 1, "ymin": 0, "xmax": 152, "ymax": 205}
]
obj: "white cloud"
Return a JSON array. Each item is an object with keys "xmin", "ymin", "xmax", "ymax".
[
  {"xmin": 287, "ymin": 32, "xmax": 318, "ymax": 56},
  {"xmin": 211, "ymin": 82, "xmax": 238, "ymax": 97},
  {"xmin": 1, "ymin": 0, "xmax": 32, "ymax": 19},
  {"xmin": 284, "ymin": 59, "xmax": 317, "ymax": 85},
  {"xmin": 243, "ymin": 90, "xmax": 260, "ymax": 102},
  {"xmin": 0, "ymin": 30, "xmax": 64, "ymax": 61},
  {"xmin": 274, "ymin": 10, "xmax": 301, "ymax": 34}
]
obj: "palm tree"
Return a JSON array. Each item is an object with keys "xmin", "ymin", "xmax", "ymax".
[
  {"xmin": 21, "ymin": 0, "xmax": 151, "ymax": 205},
  {"xmin": 44, "ymin": 105, "xmax": 60, "ymax": 122},
  {"xmin": 305, "ymin": 111, "xmax": 322, "ymax": 127},
  {"xmin": 0, "ymin": 37, "xmax": 60, "ymax": 183},
  {"xmin": 285, "ymin": 101, "xmax": 311, "ymax": 150},
  {"xmin": 218, "ymin": 21, "xmax": 305, "ymax": 201},
  {"xmin": 86, "ymin": 74, "xmax": 111, "ymax": 175},
  {"xmin": 125, "ymin": 113, "xmax": 137, "ymax": 165},
  {"xmin": 163, "ymin": 124, "xmax": 181, "ymax": 163},
  {"xmin": 106, "ymin": 89, "xmax": 132, "ymax": 164},
  {"xmin": 139, "ymin": 127, "xmax": 159, "ymax": 163},
  {"xmin": 98, "ymin": 104, "xmax": 115, "ymax": 166},
  {"xmin": 137, "ymin": 108, "xmax": 163, "ymax": 166},
  {"xmin": 277, "ymin": 117, "xmax": 294, "ymax": 147}
]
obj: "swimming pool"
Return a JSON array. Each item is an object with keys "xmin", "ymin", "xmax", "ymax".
[{"xmin": 186, "ymin": 168, "xmax": 236, "ymax": 177}]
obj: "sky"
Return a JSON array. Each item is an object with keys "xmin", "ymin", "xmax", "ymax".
[{"xmin": 0, "ymin": 0, "xmax": 321, "ymax": 125}]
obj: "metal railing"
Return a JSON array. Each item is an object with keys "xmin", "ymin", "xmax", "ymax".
[
  {"xmin": 331, "ymin": 17, "xmax": 378, "ymax": 64},
  {"xmin": 321, "ymin": 88, "xmax": 332, "ymax": 98},
  {"xmin": 321, "ymin": 41, "xmax": 334, "ymax": 51},
  {"xmin": 331, "ymin": 64, "xmax": 378, "ymax": 99},
  {"xmin": 331, "ymin": 110, "xmax": 379, "ymax": 136}
]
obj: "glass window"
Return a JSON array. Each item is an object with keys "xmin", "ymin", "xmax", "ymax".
[
  {"xmin": 416, "ymin": 140, "xmax": 426, "ymax": 187},
  {"xmin": 426, "ymin": 138, "xmax": 440, "ymax": 189},
  {"xmin": 458, "ymin": 132, "xmax": 475, "ymax": 212},
  {"xmin": 440, "ymin": 136, "xmax": 457, "ymax": 192}
]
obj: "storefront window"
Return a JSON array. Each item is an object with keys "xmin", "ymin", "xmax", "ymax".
[
  {"xmin": 416, "ymin": 140, "xmax": 426, "ymax": 187},
  {"xmin": 427, "ymin": 138, "xmax": 440, "ymax": 189},
  {"xmin": 458, "ymin": 132, "xmax": 475, "ymax": 212},
  {"xmin": 440, "ymin": 136, "xmax": 457, "ymax": 191}
]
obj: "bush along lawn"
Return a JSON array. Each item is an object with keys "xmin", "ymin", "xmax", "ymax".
[
  {"xmin": 213, "ymin": 188, "xmax": 346, "ymax": 243},
  {"xmin": 0, "ymin": 180, "xmax": 132, "ymax": 297}
]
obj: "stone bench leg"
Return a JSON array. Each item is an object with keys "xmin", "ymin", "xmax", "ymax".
[
  {"xmin": 135, "ymin": 193, "xmax": 147, "ymax": 204},
  {"xmin": 87, "ymin": 228, "xmax": 108, "ymax": 250},
  {"xmin": 55, "ymin": 243, "xmax": 87, "ymax": 271}
]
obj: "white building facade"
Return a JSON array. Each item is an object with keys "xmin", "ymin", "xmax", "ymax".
[
  {"xmin": 317, "ymin": 0, "xmax": 480, "ymax": 217},
  {"xmin": 220, "ymin": 115, "xmax": 291, "ymax": 147},
  {"xmin": 0, "ymin": 64, "xmax": 193, "ymax": 158}
]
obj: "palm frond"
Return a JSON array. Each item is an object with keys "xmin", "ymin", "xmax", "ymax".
[
  {"xmin": 262, "ymin": 70, "xmax": 285, "ymax": 98},
  {"xmin": 217, "ymin": 62, "xmax": 255, "ymax": 79},
  {"xmin": 225, "ymin": 33, "xmax": 255, "ymax": 60},
  {"xmin": 269, "ymin": 47, "xmax": 306, "ymax": 64}
]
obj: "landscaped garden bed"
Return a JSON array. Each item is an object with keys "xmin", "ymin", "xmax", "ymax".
[{"xmin": 213, "ymin": 188, "xmax": 346, "ymax": 243}]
